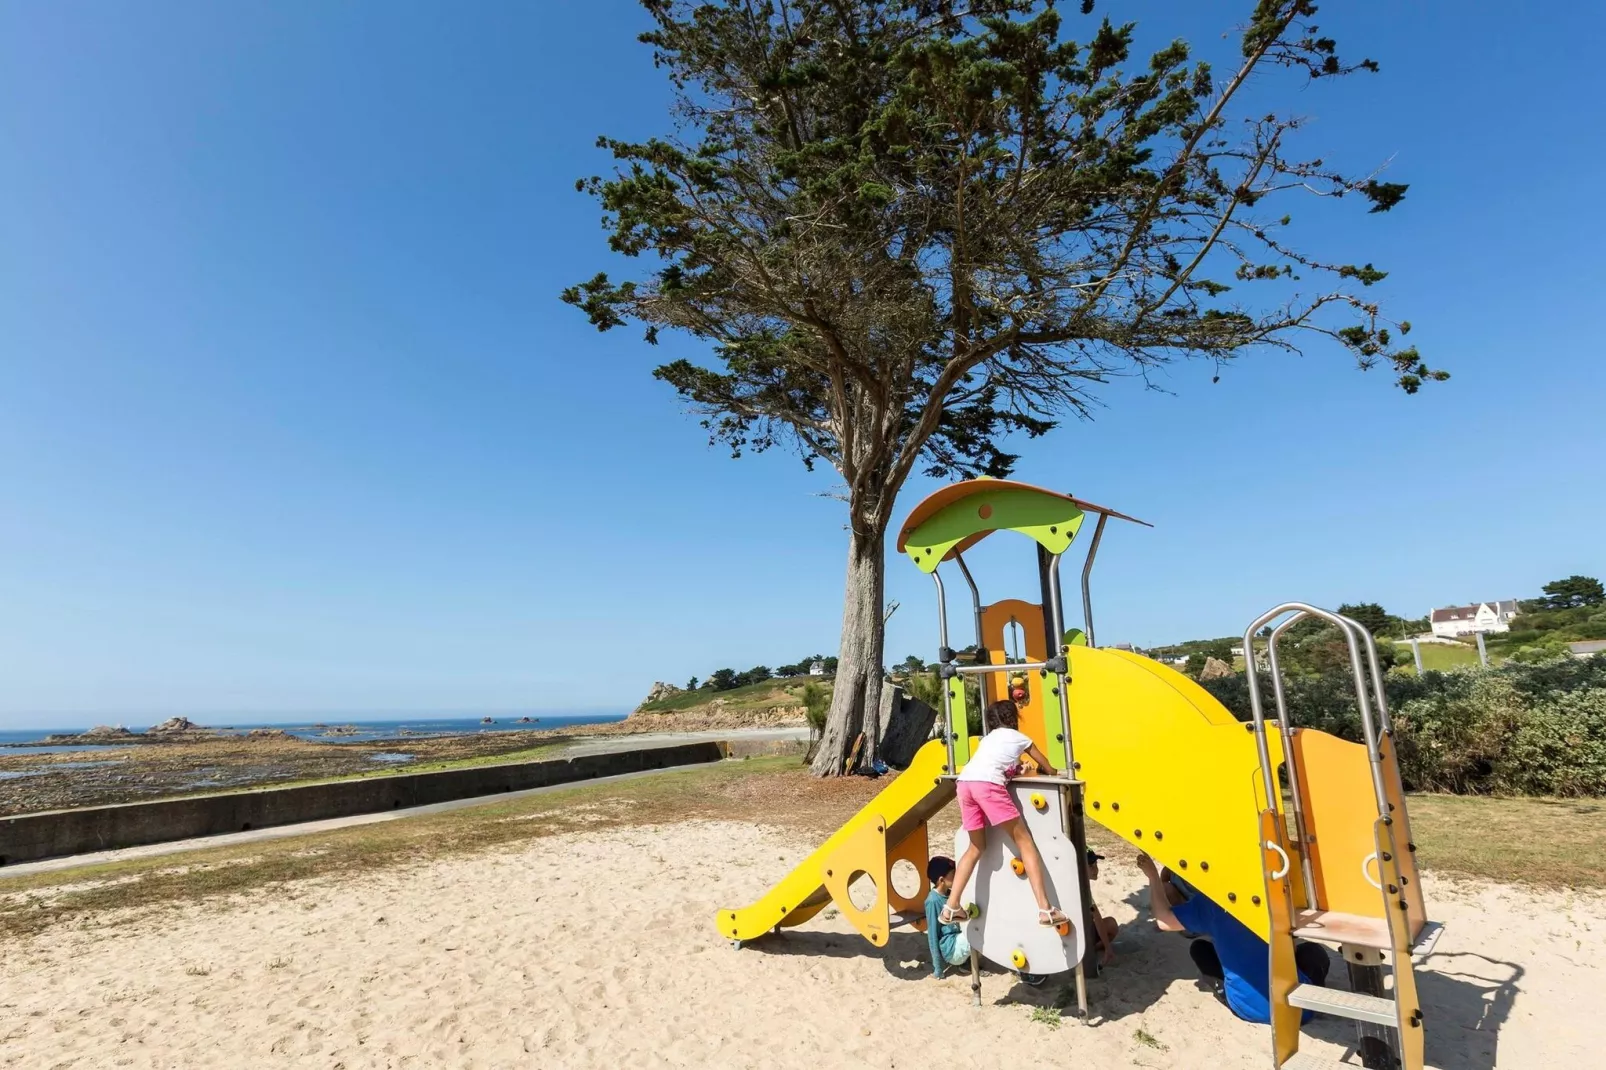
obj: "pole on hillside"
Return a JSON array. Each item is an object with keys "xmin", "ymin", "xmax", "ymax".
[
  {"xmin": 1410, "ymin": 637, "xmax": 1424, "ymax": 673},
  {"xmin": 1476, "ymin": 631, "xmax": 1488, "ymax": 666}
]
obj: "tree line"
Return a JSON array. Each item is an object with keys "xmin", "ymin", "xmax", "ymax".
[{"xmin": 687, "ymin": 656, "xmax": 839, "ymax": 693}]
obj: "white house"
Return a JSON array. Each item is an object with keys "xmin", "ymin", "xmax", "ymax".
[
  {"xmin": 808, "ymin": 659, "xmax": 826, "ymax": 676},
  {"xmin": 1430, "ymin": 600, "xmax": 1519, "ymax": 638}
]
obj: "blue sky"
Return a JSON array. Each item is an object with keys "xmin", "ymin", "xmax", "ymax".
[{"xmin": 1, "ymin": 2, "xmax": 1601, "ymax": 726}]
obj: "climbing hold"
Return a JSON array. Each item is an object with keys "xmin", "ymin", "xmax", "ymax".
[
  {"xmin": 1011, "ymin": 949, "xmax": 1027, "ymax": 970},
  {"xmin": 1011, "ymin": 688, "xmax": 1027, "ymax": 701},
  {"xmin": 1029, "ymin": 793, "xmax": 1047, "ymax": 811},
  {"xmin": 966, "ymin": 902, "xmax": 981, "ymax": 919},
  {"xmin": 1055, "ymin": 919, "xmax": 1070, "ymax": 937},
  {"xmin": 1010, "ymin": 858, "xmax": 1026, "ymax": 876},
  {"xmin": 1011, "ymin": 675, "xmax": 1025, "ymax": 687}
]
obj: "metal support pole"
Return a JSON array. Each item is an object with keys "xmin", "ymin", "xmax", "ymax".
[
  {"xmin": 932, "ymin": 570, "xmax": 956, "ymax": 774},
  {"xmin": 1078, "ymin": 513, "xmax": 1108, "ymax": 648},
  {"xmin": 1343, "ymin": 945, "xmax": 1395, "ymax": 1069},
  {"xmin": 1411, "ymin": 637, "xmax": 1423, "ymax": 674},
  {"xmin": 968, "ymin": 947, "xmax": 982, "ymax": 1008},
  {"xmin": 953, "ymin": 552, "xmax": 986, "ymax": 657},
  {"xmin": 1042, "ymin": 545, "xmax": 1096, "ymax": 1003},
  {"xmin": 1476, "ymin": 630, "xmax": 1488, "ymax": 667}
]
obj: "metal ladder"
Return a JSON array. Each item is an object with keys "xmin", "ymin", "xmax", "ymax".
[{"xmin": 1243, "ymin": 604, "xmax": 1435, "ymax": 1070}]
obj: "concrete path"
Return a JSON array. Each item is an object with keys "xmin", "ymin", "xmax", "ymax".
[{"xmin": 0, "ymin": 759, "xmax": 720, "ymax": 881}]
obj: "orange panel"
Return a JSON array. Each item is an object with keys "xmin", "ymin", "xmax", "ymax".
[
  {"xmin": 979, "ymin": 599, "xmax": 1051, "ymax": 756},
  {"xmin": 1289, "ymin": 728, "xmax": 1384, "ymax": 919}
]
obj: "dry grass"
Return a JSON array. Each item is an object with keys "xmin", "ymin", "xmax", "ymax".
[
  {"xmin": 0, "ymin": 757, "xmax": 874, "ymax": 939},
  {"xmin": 3, "ymin": 757, "xmax": 1601, "ymax": 943},
  {"xmin": 1404, "ymin": 793, "xmax": 1606, "ymax": 888}
]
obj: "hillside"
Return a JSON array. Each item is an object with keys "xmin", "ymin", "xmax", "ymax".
[{"xmin": 629, "ymin": 677, "xmax": 828, "ymax": 727}]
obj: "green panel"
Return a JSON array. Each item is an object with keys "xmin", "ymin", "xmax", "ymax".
[
  {"xmin": 1063, "ymin": 628, "xmax": 1088, "ymax": 647},
  {"xmin": 947, "ymin": 676, "xmax": 972, "ymax": 771},
  {"xmin": 904, "ymin": 487, "xmax": 1085, "ymax": 573},
  {"xmin": 1044, "ymin": 676, "xmax": 1070, "ymax": 772}
]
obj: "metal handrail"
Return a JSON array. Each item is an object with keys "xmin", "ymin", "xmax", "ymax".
[
  {"xmin": 1264, "ymin": 614, "xmax": 1318, "ymax": 910},
  {"xmin": 953, "ymin": 660, "xmax": 1052, "ymax": 676},
  {"xmin": 1079, "ymin": 514, "xmax": 1108, "ymax": 648},
  {"xmin": 1243, "ymin": 603, "xmax": 1392, "ymax": 823}
]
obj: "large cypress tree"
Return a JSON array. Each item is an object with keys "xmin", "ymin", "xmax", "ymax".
[{"xmin": 564, "ymin": 1, "xmax": 1443, "ymax": 775}]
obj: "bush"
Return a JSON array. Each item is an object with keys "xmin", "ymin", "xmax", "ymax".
[{"xmin": 1199, "ymin": 656, "xmax": 1606, "ymax": 796}]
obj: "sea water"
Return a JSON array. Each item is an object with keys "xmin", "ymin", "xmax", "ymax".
[{"xmin": 0, "ymin": 713, "xmax": 627, "ymax": 748}]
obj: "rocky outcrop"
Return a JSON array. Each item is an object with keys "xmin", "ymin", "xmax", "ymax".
[
  {"xmin": 641, "ymin": 681, "xmax": 683, "ymax": 705},
  {"xmin": 147, "ymin": 717, "xmax": 211, "ymax": 737},
  {"xmin": 1199, "ymin": 656, "xmax": 1234, "ymax": 680}
]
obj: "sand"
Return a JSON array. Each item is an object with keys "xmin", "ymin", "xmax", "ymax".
[{"xmin": 1, "ymin": 820, "xmax": 1602, "ymax": 1069}]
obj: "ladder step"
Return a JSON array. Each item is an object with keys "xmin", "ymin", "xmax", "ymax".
[
  {"xmin": 1287, "ymin": 984, "xmax": 1398, "ymax": 1026},
  {"xmin": 1281, "ymin": 1052, "xmax": 1359, "ymax": 1070}
]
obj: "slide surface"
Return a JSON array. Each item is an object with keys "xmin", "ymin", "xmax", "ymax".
[
  {"xmin": 1065, "ymin": 646, "xmax": 1285, "ymax": 939},
  {"xmin": 716, "ymin": 738, "xmax": 954, "ymax": 944}
]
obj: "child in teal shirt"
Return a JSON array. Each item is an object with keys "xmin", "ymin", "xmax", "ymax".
[{"xmin": 923, "ymin": 856, "xmax": 970, "ymax": 977}]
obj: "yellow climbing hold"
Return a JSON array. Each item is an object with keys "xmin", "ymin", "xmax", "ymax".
[
  {"xmin": 1011, "ymin": 949, "xmax": 1027, "ymax": 970},
  {"xmin": 1029, "ymin": 792, "xmax": 1047, "ymax": 811},
  {"xmin": 1010, "ymin": 857, "xmax": 1026, "ymax": 876}
]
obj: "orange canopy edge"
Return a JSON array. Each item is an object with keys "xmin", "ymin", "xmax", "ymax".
[{"xmin": 894, "ymin": 478, "xmax": 1152, "ymax": 558}]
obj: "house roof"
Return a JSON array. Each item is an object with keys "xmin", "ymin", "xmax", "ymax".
[{"xmin": 1430, "ymin": 601, "xmax": 1519, "ymax": 623}]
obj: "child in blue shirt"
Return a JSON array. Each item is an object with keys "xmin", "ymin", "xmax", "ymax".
[
  {"xmin": 923, "ymin": 856, "xmax": 971, "ymax": 977},
  {"xmin": 1136, "ymin": 852, "xmax": 1330, "ymax": 1024}
]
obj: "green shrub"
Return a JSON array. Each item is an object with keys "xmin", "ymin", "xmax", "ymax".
[
  {"xmin": 1199, "ymin": 656, "xmax": 1606, "ymax": 796},
  {"xmin": 801, "ymin": 682, "xmax": 829, "ymax": 733},
  {"xmin": 1495, "ymin": 688, "xmax": 1606, "ymax": 796}
]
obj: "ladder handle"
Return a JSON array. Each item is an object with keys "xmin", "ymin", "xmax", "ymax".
[
  {"xmin": 1265, "ymin": 840, "xmax": 1291, "ymax": 881},
  {"xmin": 1361, "ymin": 852, "xmax": 1383, "ymax": 890}
]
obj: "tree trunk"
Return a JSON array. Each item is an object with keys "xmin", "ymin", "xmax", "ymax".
[{"xmin": 810, "ymin": 521, "xmax": 888, "ymax": 776}]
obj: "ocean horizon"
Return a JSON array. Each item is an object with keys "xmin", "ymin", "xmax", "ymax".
[{"xmin": 0, "ymin": 712, "xmax": 629, "ymax": 748}]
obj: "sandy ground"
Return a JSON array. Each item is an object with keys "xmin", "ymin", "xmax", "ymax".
[{"xmin": 0, "ymin": 820, "xmax": 1601, "ymax": 1069}]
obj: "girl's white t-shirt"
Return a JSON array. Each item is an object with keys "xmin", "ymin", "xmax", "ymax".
[{"xmin": 956, "ymin": 728, "xmax": 1034, "ymax": 785}]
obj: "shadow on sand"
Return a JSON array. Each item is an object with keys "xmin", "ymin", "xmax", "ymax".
[{"xmin": 744, "ymin": 893, "xmax": 1526, "ymax": 1067}]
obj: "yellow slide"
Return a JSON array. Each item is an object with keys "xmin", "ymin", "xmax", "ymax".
[
  {"xmin": 1064, "ymin": 645, "xmax": 1286, "ymax": 940},
  {"xmin": 718, "ymin": 645, "xmax": 1288, "ymax": 946},
  {"xmin": 717, "ymin": 737, "xmax": 954, "ymax": 947}
]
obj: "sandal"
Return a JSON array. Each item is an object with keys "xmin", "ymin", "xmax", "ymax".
[
  {"xmin": 1038, "ymin": 907, "xmax": 1070, "ymax": 927},
  {"xmin": 939, "ymin": 905, "xmax": 970, "ymax": 925}
]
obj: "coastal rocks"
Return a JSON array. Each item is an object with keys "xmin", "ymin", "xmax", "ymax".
[
  {"xmin": 320, "ymin": 725, "xmax": 360, "ymax": 737},
  {"xmin": 247, "ymin": 728, "xmax": 290, "ymax": 739},
  {"xmin": 38, "ymin": 725, "xmax": 139, "ymax": 744},
  {"xmin": 1199, "ymin": 656, "xmax": 1234, "ymax": 681},
  {"xmin": 147, "ymin": 717, "xmax": 212, "ymax": 738},
  {"xmin": 641, "ymin": 682, "xmax": 683, "ymax": 706}
]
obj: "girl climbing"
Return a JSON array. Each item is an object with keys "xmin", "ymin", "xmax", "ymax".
[{"xmin": 939, "ymin": 699, "xmax": 1071, "ymax": 929}]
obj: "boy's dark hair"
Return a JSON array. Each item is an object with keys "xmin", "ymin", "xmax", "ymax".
[
  {"xmin": 984, "ymin": 699, "xmax": 1020, "ymax": 732},
  {"xmin": 926, "ymin": 856, "xmax": 956, "ymax": 883}
]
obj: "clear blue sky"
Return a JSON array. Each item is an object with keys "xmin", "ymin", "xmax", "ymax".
[{"xmin": 2, "ymin": 2, "xmax": 1601, "ymax": 726}]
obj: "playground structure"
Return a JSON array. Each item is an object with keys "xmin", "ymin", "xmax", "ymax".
[{"xmin": 718, "ymin": 478, "xmax": 1441, "ymax": 1070}]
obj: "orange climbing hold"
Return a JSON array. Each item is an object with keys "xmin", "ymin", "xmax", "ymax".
[{"xmin": 1010, "ymin": 857, "xmax": 1026, "ymax": 876}]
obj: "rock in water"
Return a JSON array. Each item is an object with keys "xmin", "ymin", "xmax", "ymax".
[{"xmin": 1199, "ymin": 656, "xmax": 1234, "ymax": 680}]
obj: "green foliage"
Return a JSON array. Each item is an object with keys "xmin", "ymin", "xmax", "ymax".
[
  {"xmin": 1536, "ymin": 575, "xmax": 1605, "ymax": 612},
  {"xmin": 1336, "ymin": 602, "xmax": 1390, "ymax": 636},
  {"xmin": 1200, "ymin": 656, "xmax": 1606, "ymax": 796},
  {"xmin": 567, "ymin": 0, "xmax": 1440, "ymax": 771},
  {"xmin": 801, "ymin": 682, "xmax": 830, "ymax": 733},
  {"xmin": 706, "ymin": 667, "xmax": 740, "ymax": 691}
]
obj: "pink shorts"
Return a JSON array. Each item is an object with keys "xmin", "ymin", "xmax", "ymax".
[{"xmin": 957, "ymin": 781, "xmax": 1020, "ymax": 831}]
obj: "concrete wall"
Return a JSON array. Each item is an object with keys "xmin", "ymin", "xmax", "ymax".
[{"xmin": 0, "ymin": 742, "xmax": 724, "ymax": 867}]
